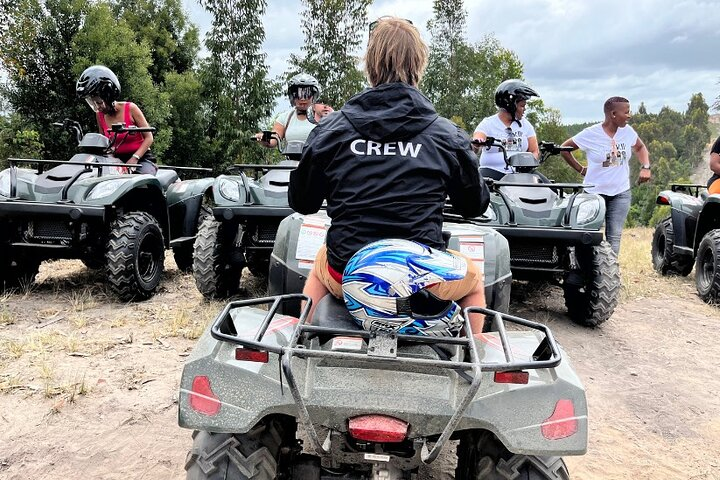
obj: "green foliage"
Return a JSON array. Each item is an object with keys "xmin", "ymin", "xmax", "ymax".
[
  {"xmin": 287, "ymin": 0, "xmax": 370, "ymax": 108},
  {"xmin": 564, "ymin": 121, "xmax": 597, "ymax": 138},
  {"xmin": 0, "ymin": 0, "xmax": 90, "ymax": 160},
  {"xmin": 111, "ymin": 0, "xmax": 200, "ymax": 83},
  {"xmin": 423, "ymin": 30, "xmax": 523, "ymax": 130},
  {"xmin": 161, "ymin": 71, "xmax": 208, "ymax": 168},
  {"xmin": 201, "ymin": 0, "xmax": 276, "ymax": 167},
  {"xmin": 0, "ymin": 114, "xmax": 44, "ymax": 168}
]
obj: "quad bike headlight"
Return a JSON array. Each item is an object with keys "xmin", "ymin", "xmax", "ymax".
[
  {"xmin": 218, "ymin": 178, "xmax": 241, "ymax": 202},
  {"xmin": 576, "ymin": 198, "xmax": 601, "ymax": 224},
  {"xmin": 86, "ymin": 179, "xmax": 127, "ymax": 200},
  {"xmin": 0, "ymin": 170, "xmax": 10, "ymax": 197}
]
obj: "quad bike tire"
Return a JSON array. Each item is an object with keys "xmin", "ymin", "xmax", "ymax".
[
  {"xmin": 106, "ymin": 211, "xmax": 165, "ymax": 301},
  {"xmin": 174, "ymin": 206, "xmax": 213, "ymax": 273},
  {"xmin": 695, "ymin": 229, "xmax": 720, "ymax": 304},
  {"xmin": 185, "ymin": 418, "xmax": 292, "ymax": 480},
  {"xmin": 193, "ymin": 218, "xmax": 243, "ymax": 298},
  {"xmin": 563, "ymin": 241, "xmax": 620, "ymax": 327},
  {"xmin": 456, "ymin": 430, "xmax": 569, "ymax": 480},
  {"xmin": 651, "ymin": 217, "xmax": 693, "ymax": 276}
]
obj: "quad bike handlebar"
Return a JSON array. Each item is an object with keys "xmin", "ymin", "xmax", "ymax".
[
  {"xmin": 472, "ymin": 137, "xmax": 572, "ymax": 167},
  {"xmin": 53, "ymin": 119, "xmax": 84, "ymax": 144}
]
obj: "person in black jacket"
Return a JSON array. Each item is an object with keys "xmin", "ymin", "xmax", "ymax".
[{"xmin": 288, "ymin": 16, "xmax": 489, "ymax": 330}]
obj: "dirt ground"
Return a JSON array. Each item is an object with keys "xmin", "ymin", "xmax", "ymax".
[{"xmin": 1, "ymin": 244, "xmax": 719, "ymax": 479}]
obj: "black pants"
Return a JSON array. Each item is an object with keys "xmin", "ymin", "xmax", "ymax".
[{"xmin": 117, "ymin": 151, "xmax": 157, "ymax": 175}]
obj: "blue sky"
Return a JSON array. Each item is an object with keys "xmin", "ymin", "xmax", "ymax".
[{"xmin": 183, "ymin": 0, "xmax": 720, "ymax": 124}]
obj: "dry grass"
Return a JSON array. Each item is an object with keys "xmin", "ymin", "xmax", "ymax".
[
  {"xmin": 0, "ymin": 305, "xmax": 14, "ymax": 326},
  {"xmin": 619, "ymin": 227, "xmax": 718, "ymax": 315},
  {"xmin": 160, "ymin": 300, "xmax": 222, "ymax": 340}
]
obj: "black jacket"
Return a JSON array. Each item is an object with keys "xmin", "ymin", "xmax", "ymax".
[{"xmin": 289, "ymin": 82, "xmax": 489, "ymax": 272}]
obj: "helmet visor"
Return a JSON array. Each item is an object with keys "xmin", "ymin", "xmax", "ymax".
[
  {"xmin": 291, "ymin": 86, "xmax": 316, "ymax": 101},
  {"xmin": 84, "ymin": 96, "xmax": 106, "ymax": 113}
]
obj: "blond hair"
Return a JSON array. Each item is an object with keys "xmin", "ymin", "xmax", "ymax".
[{"xmin": 364, "ymin": 18, "xmax": 428, "ymax": 87}]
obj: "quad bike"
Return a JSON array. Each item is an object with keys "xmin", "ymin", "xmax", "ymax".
[
  {"xmin": 652, "ymin": 183, "xmax": 720, "ymax": 303},
  {"xmin": 193, "ymin": 132, "xmax": 300, "ymax": 299},
  {"xmin": 178, "ymin": 285, "xmax": 587, "ymax": 479},
  {"xmin": 474, "ymin": 138, "xmax": 621, "ymax": 327},
  {"xmin": 268, "ymin": 210, "xmax": 512, "ymax": 316},
  {"xmin": 0, "ymin": 119, "xmax": 214, "ymax": 300}
]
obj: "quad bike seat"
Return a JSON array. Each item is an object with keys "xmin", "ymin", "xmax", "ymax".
[
  {"xmin": 312, "ymin": 295, "xmax": 360, "ymax": 331},
  {"xmin": 156, "ymin": 169, "xmax": 179, "ymax": 190},
  {"xmin": 309, "ymin": 295, "xmax": 458, "ymax": 360}
]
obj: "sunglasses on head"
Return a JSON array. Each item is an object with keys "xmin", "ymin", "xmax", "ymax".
[{"xmin": 369, "ymin": 16, "xmax": 413, "ymax": 33}]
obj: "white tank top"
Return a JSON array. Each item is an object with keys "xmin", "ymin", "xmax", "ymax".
[{"xmin": 277, "ymin": 109, "xmax": 317, "ymax": 143}]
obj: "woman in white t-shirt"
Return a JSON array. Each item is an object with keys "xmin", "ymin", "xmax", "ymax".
[
  {"xmin": 560, "ymin": 96, "xmax": 651, "ymax": 254},
  {"xmin": 256, "ymin": 73, "xmax": 332, "ymax": 147},
  {"xmin": 473, "ymin": 79, "xmax": 540, "ymax": 180}
]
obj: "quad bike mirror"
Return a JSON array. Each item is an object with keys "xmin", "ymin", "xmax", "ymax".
[{"xmin": 53, "ymin": 119, "xmax": 84, "ymax": 144}]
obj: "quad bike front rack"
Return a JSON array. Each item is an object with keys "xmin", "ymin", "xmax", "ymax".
[
  {"xmin": 6, "ymin": 158, "xmax": 212, "ymax": 200},
  {"xmin": 209, "ymin": 294, "xmax": 563, "ymax": 465}
]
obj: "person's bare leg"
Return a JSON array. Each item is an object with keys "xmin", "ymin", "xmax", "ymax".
[
  {"xmin": 458, "ymin": 282, "xmax": 486, "ymax": 335},
  {"xmin": 301, "ymin": 268, "xmax": 329, "ymax": 322}
]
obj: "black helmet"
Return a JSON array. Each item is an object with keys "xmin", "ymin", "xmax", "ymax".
[
  {"xmin": 494, "ymin": 79, "xmax": 538, "ymax": 123},
  {"xmin": 76, "ymin": 65, "xmax": 121, "ymax": 111},
  {"xmin": 287, "ymin": 73, "xmax": 321, "ymax": 107}
]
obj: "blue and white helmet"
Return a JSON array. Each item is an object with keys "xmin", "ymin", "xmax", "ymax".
[{"xmin": 342, "ymin": 239, "xmax": 468, "ymax": 336}]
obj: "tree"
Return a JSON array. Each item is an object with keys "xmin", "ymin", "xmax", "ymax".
[
  {"xmin": 200, "ymin": 0, "xmax": 276, "ymax": 166},
  {"xmin": 111, "ymin": 0, "xmax": 200, "ymax": 84},
  {"xmin": 0, "ymin": 0, "xmax": 90, "ymax": 160},
  {"xmin": 161, "ymin": 70, "xmax": 211, "ymax": 167},
  {"xmin": 287, "ymin": 0, "xmax": 371, "ymax": 108},
  {"xmin": 423, "ymin": 32, "xmax": 523, "ymax": 130},
  {"xmin": 423, "ymin": 0, "xmax": 467, "ymax": 121}
]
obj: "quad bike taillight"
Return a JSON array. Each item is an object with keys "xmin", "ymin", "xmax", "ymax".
[
  {"xmin": 189, "ymin": 376, "xmax": 221, "ymax": 416},
  {"xmin": 494, "ymin": 370, "xmax": 529, "ymax": 384},
  {"xmin": 235, "ymin": 347, "xmax": 269, "ymax": 363},
  {"xmin": 348, "ymin": 415, "xmax": 409, "ymax": 443},
  {"xmin": 541, "ymin": 399, "xmax": 578, "ymax": 440}
]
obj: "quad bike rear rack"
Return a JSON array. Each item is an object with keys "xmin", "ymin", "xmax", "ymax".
[
  {"xmin": 209, "ymin": 293, "xmax": 563, "ymax": 464},
  {"xmin": 669, "ymin": 183, "xmax": 708, "ymax": 197}
]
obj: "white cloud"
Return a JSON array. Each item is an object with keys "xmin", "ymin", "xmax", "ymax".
[{"xmin": 183, "ymin": 0, "xmax": 720, "ymax": 123}]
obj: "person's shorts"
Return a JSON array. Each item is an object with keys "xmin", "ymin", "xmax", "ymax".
[{"xmin": 312, "ymin": 244, "xmax": 481, "ymax": 301}]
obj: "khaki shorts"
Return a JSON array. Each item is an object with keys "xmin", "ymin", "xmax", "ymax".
[{"xmin": 312, "ymin": 245, "xmax": 481, "ymax": 301}]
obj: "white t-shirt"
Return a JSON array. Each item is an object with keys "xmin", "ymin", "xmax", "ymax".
[
  {"xmin": 275, "ymin": 109, "xmax": 317, "ymax": 143},
  {"xmin": 572, "ymin": 123, "xmax": 639, "ymax": 196},
  {"xmin": 474, "ymin": 114, "xmax": 537, "ymax": 173}
]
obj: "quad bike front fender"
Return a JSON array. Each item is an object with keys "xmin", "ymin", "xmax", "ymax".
[
  {"xmin": 166, "ymin": 178, "xmax": 214, "ymax": 242},
  {"xmin": 694, "ymin": 195, "xmax": 720, "ymax": 251}
]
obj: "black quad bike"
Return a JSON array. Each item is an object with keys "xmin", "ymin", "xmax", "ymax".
[
  {"xmin": 652, "ymin": 183, "xmax": 720, "ymax": 303},
  {"xmin": 0, "ymin": 119, "xmax": 214, "ymax": 300},
  {"xmin": 474, "ymin": 138, "xmax": 621, "ymax": 327},
  {"xmin": 193, "ymin": 132, "xmax": 300, "ymax": 299}
]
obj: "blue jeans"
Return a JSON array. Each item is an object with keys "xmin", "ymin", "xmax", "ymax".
[{"xmin": 600, "ymin": 189, "xmax": 631, "ymax": 255}]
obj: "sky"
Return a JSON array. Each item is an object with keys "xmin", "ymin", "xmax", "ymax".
[{"xmin": 186, "ymin": 0, "xmax": 720, "ymax": 124}]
